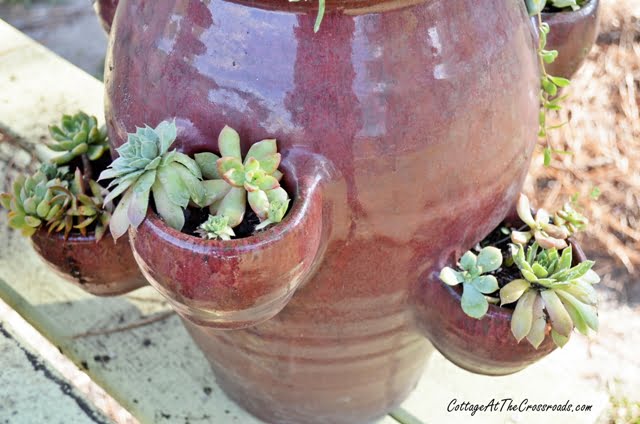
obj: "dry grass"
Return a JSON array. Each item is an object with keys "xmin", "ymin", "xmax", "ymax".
[{"xmin": 525, "ymin": 0, "xmax": 640, "ymax": 280}]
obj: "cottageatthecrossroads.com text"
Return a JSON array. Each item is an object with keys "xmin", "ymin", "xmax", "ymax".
[{"xmin": 447, "ymin": 398, "xmax": 593, "ymax": 416}]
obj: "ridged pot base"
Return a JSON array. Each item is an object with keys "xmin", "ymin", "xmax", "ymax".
[{"xmin": 182, "ymin": 316, "xmax": 432, "ymax": 424}]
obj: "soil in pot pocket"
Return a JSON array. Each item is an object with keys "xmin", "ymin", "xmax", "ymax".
[
  {"xmin": 413, "ymin": 193, "xmax": 600, "ymax": 375},
  {"xmin": 100, "ymin": 121, "xmax": 325, "ymax": 329},
  {"xmin": 1, "ymin": 112, "xmax": 146, "ymax": 296}
]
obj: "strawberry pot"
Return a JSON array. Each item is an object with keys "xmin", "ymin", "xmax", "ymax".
[
  {"xmin": 103, "ymin": 0, "xmax": 545, "ymax": 422},
  {"xmin": 31, "ymin": 229, "xmax": 146, "ymax": 296}
]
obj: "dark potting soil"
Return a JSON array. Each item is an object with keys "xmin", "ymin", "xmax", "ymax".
[{"xmin": 182, "ymin": 207, "xmax": 261, "ymax": 239}]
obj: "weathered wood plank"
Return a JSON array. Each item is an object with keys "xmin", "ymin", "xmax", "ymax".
[
  {"xmin": 0, "ymin": 20, "xmax": 397, "ymax": 424},
  {"xmin": 0, "ymin": 319, "xmax": 111, "ymax": 424}
]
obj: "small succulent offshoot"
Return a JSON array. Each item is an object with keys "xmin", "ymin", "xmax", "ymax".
[
  {"xmin": 501, "ymin": 242, "xmax": 599, "ymax": 348},
  {"xmin": 48, "ymin": 112, "xmax": 109, "ymax": 166},
  {"xmin": 99, "ymin": 120, "xmax": 205, "ymax": 238},
  {"xmin": 439, "ymin": 247, "xmax": 503, "ymax": 319},
  {"xmin": 194, "ymin": 125, "xmax": 290, "ymax": 239},
  {"xmin": 196, "ymin": 214, "xmax": 235, "ymax": 241},
  {"xmin": 554, "ymin": 202, "xmax": 588, "ymax": 236},
  {"xmin": 510, "ymin": 193, "xmax": 569, "ymax": 249}
]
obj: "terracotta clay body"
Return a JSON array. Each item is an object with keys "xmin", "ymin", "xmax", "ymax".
[
  {"xmin": 105, "ymin": 0, "xmax": 539, "ymax": 422},
  {"xmin": 31, "ymin": 230, "xmax": 146, "ymax": 296},
  {"xmin": 543, "ymin": 0, "xmax": 600, "ymax": 78}
]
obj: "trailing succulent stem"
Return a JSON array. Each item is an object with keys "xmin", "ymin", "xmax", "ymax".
[
  {"xmin": 99, "ymin": 120, "xmax": 205, "ymax": 238},
  {"xmin": 48, "ymin": 112, "xmax": 109, "ymax": 172},
  {"xmin": 525, "ymin": 0, "xmax": 574, "ymax": 166},
  {"xmin": 288, "ymin": 0, "xmax": 325, "ymax": 33}
]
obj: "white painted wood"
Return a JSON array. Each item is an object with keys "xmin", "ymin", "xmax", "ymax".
[{"xmin": 0, "ymin": 319, "xmax": 110, "ymax": 424}]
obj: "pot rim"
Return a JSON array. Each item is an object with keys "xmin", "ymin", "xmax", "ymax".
[
  {"xmin": 138, "ymin": 189, "xmax": 305, "ymax": 252},
  {"xmin": 32, "ymin": 226, "xmax": 102, "ymax": 244}
]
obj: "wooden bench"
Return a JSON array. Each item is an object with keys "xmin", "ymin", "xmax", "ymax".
[{"xmin": 0, "ymin": 20, "xmax": 608, "ymax": 424}]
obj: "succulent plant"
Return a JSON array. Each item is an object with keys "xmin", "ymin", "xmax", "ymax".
[
  {"xmin": 194, "ymin": 126, "xmax": 290, "ymax": 237},
  {"xmin": 510, "ymin": 193, "xmax": 570, "ymax": 249},
  {"xmin": 1, "ymin": 164, "xmax": 110, "ymax": 240},
  {"xmin": 46, "ymin": 168, "xmax": 112, "ymax": 241},
  {"xmin": 439, "ymin": 247, "xmax": 503, "ymax": 319},
  {"xmin": 553, "ymin": 202, "xmax": 588, "ymax": 236},
  {"xmin": 1, "ymin": 164, "xmax": 69, "ymax": 236},
  {"xmin": 99, "ymin": 120, "xmax": 205, "ymax": 238},
  {"xmin": 500, "ymin": 242, "xmax": 599, "ymax": 348},
  {"xmin": 195, "ymin": 214, "xmax": 235, "ymax": 241},
  {"xmin": 48, "ymin": 112, "xmax": 109, "ymax": 165}
]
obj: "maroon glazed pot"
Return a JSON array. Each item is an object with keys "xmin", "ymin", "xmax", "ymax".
[
  {"xmin": 105, "ymin": 0, "xmax": 539, "ymax": 422},
  {"xmin": 542, "ymin": 0, "xmax": 600, "ymax": 78},
  {"xmin": 411, "ymin": 238, "xmax": 588, "ymax": 376},
  {"xmin": 129, "ymin": 149, "xmax": 327, "ymax": 329},
  {"xmin": 31, "ymin": 229, "xmax": 146, "ymax": 296}
]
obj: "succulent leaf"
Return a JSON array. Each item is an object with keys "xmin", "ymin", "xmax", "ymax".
[
  {"xmin": 218, "ymin": 125, "xmax": 242, "ymax": 159},
  {"xmin": 195, "ymin": 152, "xmax": 221, "ymax": 179},
  {"xmin": 460, "ymin": 284, "xmax": 489, "ymax": 319},
  {"xmin": 540, "ymin": 289, "xmax": 573, "ymax": 337},
  {"xmin": 477, "ymin": 246, "xmax": 502, "ymax": 273},
  {"xmin": 511, "ymin": 289, "xmax": 537, "ymax": 342},
  {"xmin": 439, "ymin": 267, "xmax": 461, "ymax": 286},
  {"xmin": 217, "ymin": 187, "xmax": 246, "ymax": 227},
  {"xmin": 471, "ymin": 275, "xmax": 499, "ymax": 294},
  {"xmin": 500, "ymin": 279, "xmax": 531, "ymax": 305},
  {"xmin": 245, "ymin": 139, "xmax": 277, "ymax": 163},
  {"xmin": 526, "ymin": 294, "xmax": 547, "ymax": 349},
  {"xmin": 459, "ymin": 251, "xmax": 477, "ymax": 272}
]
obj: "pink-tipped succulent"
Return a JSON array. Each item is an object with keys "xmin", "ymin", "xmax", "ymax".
[
  {"xmin": 510, "ymin": 193, "xmax": 570, "ymax": 249},
  {"xmin": 553, "ymin": 202, "xmax": 588, "ymax": 236},
  {"xmin": 194, "ymin": 126, "xmax": 290, "ymax": 238}
]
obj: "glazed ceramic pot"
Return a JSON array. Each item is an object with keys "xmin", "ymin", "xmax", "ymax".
[
  {"xmin": 411, "ymin": 238, "xmax": 587, "ymax": 376},
  {"xmin": 105, "ymin": 0, "xmax": 539, "ymax": 422},
  {"xmin": 130, "ymin": 149, "xmax": 326, "ymax": 329},
  {"xmin": 542, "ymin": 0, "xmax": 600, "ymax": 78},
  {"xmin": 31, "ymin": 229, "xmax": 146, "ymax": 296}
]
